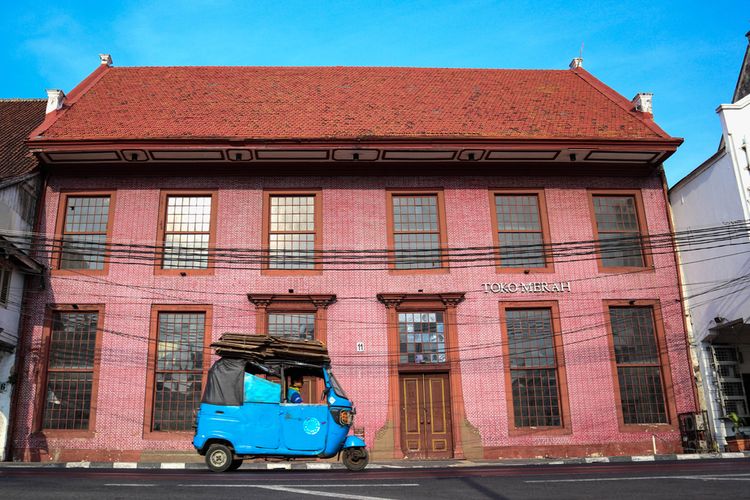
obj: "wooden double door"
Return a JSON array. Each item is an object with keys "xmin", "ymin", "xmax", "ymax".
[{"xmin": 400, "ymin": 372, "xmax": 453, "ymax": 459}]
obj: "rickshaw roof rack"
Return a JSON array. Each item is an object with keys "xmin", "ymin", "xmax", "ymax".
[{"xmin": 211, "ymin": 333, "xmax": 330, "ymax": 364}]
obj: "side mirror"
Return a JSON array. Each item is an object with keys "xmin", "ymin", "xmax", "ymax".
[{"xmin": 321, "ymin": 387, "xmax": 330, "ymax": 402}]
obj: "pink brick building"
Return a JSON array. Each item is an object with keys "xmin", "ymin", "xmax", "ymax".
[{"xmin": 10, "ymin": 57, "xmax": 694, "ymax": 462}]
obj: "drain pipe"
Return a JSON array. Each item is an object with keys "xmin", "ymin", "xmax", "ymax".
[{"xmin": 652, "ymin": 435, "xmax": 657, "ymax": 455}]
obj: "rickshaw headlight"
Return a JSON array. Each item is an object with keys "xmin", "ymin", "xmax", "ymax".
[
  {"xmin": 339, "ymin": 410, "xmax": 352, "ymax": 425},
  {"xmin": 331, "ymin": 408, "xmax": 353, "ymax": 426}
]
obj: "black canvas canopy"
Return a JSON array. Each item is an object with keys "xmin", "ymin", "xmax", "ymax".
[{"xmin": 202, "ymin": 357, "xmax": 246, "ymax": 406}]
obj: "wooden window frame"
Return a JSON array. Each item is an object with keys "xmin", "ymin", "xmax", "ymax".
[
  {"xmin": 588, "ymin": 189, "xmax": 653, "ymax": 273},
  {"xmin": 489, "ymin": 189, "xmax": 554, "ymax": 274},
  {"xmin": 52, "ymin": 191, "xmax": 116, "ymax": 276},
  {"xmin": 386, "ymin": 189, "xmax": 449, "ymax": 275},
  {"xmin": 33, "ymin": 304, "xmax": 105, "ymax": 438},
  {"xmin": 246, "ymin": 293, "xmax": 335, "ymax": 343},
  {"xmin": 261, "ymin": 190, "xmax": 323, "ymax": 276},
  {"xmin": 603, "ymin": 299, "xmax": 677, "ymax": 432},
  {"xmin": 143, "ymin": 304, "xmax": 213, "ymax": 440},
  {"xmin": 154, "ymin": 190, "xmax": 218, "ymax": 276},
  {"xmin": 499, "ymin": 301, "xmax": 571, "ymax": 436}
]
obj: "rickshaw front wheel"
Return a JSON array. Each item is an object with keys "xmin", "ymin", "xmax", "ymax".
[
  {"xmin": 342, "ymin": 447, "xmax": 369, "ymax": 471},
  {"xmin": 205, "ymin": 443, "xmax": 234, "ymax": 472},
  {"xmin": 227, "ymin": 459, "xmax": 243, "ymax": 471}
]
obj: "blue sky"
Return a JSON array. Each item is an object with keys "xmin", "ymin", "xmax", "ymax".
[{"xmin": 2, "ymin": 0, "xmax": 747, "ymax": 185}]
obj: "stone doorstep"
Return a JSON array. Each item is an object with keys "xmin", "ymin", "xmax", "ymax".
[{"xmin": 3, "ymin": 452, "xmax": 750, "ymax": 469}]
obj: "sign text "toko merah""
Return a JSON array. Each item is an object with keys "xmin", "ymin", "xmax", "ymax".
[{"xmin": 482, "ymin": 282, "xmax": 572, "ymax": 293}]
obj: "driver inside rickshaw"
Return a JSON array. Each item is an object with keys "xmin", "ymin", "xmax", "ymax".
[{"xmin": 287, "ymin": 375, "xmax": 304, "ymax": 403}]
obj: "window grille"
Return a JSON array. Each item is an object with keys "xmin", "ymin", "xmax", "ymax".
[
  {"xmin": 713, "ymin": 346, "xmax": 739, "ymax": 363},
  {"xmin": 162, "ymin": 196, "xmax": 212, "ymax": 269},
  {"xmin": 494, "ymin": 194, "xmax": 546, "ymax": 268},
  {"xmin": 593, "ymin": 196, "xmax": 645, "ymax": 268},
  {"xmin": 268, "ymin": 195, "xmax": 316, "ymax": 270},
  {"xmin": 398, "ymin": 312, "xmax": 445, "ymax": 364},
  {"xmin": 60, "ymin": 196, "xmax": 110, "ymax": 270},
  {"xmin": 42, "ymin": 312, "xmax": 99, "ymax": 430},
  {"xmin": 152, "ymin": 312, "xmax": 205, "ymax": 432},
  {"xmin": 268, "ymin": 312, "xmax": 315, "ymax": 340},
  {"xmin": 609, "ymin": 307, "xmax": 668, "ymax": 424},
  {"xmin": 506, "ymin": 308, "xmax": 562, "ymax": 427},
  {"xmin": 392, "ymin": 195, "xmax": 442, "ymax": 269},
  {"xmin": 710, "ymin": 345, "xmax": 749, "ymax": 419}
]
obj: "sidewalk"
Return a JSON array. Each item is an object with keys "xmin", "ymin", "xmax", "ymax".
[{"xmin": 2, "ymin": 452, "xmax": 749, "ymax": 470}]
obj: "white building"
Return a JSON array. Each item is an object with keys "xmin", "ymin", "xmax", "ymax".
[
  {"xmin": 669, "ymin": 32, "xmax": 750, "ymax": 449},
  {"xmin": 0, "ymin": 99, "xmax": 45, "ymax": 461}
]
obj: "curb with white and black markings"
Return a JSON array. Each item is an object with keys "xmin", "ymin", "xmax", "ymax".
[{"xmin": 2, "ymin": 452, "xmax": 749, "ymax": 470}]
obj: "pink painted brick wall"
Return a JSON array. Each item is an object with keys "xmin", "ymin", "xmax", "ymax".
[{"xmin": 12, "ymin": 172, "xmax": 694, "ymax": 458}]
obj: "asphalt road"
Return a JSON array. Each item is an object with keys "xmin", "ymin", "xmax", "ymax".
[{"xmin": 1, "ymin": 459, "xmax": 749, "ymax": 500}]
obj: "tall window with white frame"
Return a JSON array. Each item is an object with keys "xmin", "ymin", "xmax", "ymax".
[
  {"xmin": 609, "ymin": 306, "xmax": 669, "ymax": 424},
  {"xmin": 505, "ymin": 308, "xmax": 563, "ymax": 427},
  {"xmin": 494, "ymin": 194, "xmax": 547, "ymax": 269},
  {"xmin": 41, "ymin": 311, "xmax": 99, "ymax": 430},
  {"xmin": 152, "ymin": 312, "xmax": 205, "ymax": 432},
  {"xmin": 592, "ymin": 195, "xmax": 645, "ymax": 268},
  {"xmin": 162, "ymin": 195, "xmax": 212, "ymax": 270},
  {"xmin": 59, "ymin": 196, "xmax": 110, "ymax": 270},
  {"xmin": 391, "ymin": 195, "xmax": 442, "ymax": 270},
  {"xmin": 268, "ymin": 195, "xmax": 316, "ymax": 270}
]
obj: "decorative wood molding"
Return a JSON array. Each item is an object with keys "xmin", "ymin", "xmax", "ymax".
[
  {"xmin": 246, "ymin": 293, "xmax": 337, "ymax": 310},
  {"xmin": 377, "ymin": 292, "xmax": 466, "ymax": 309}
]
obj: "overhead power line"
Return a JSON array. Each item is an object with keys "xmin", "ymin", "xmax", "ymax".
[{"xmin": 1, "ymin": 219, "xmax": 749, "ymax": 271}]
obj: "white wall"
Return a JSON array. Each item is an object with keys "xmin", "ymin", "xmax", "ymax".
[
  {"xmin": 670, "ymin": 92, "xmax": 750, "ymax": 448},
  {"xmin": 671, "ymin": 151, "xmax": 750, "ymax": 343},
  {"xmin": 671, "ymin": 94, "xmax": 750, "ymax": 342},
  {"xmin": 0, "ymin": 268, "xmax": 26, "ymax": 461}
]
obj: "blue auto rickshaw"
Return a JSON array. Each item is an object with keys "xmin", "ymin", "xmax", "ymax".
[{"xmin": 193, "ymin": 356, "xmax": 368, "ymax": 472}]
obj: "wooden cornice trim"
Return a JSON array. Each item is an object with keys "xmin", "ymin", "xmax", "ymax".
[{"xmin": 247, "ymin": 293, "xmax": 337, "ymax": 309}]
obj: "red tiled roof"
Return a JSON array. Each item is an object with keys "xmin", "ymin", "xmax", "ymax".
[
  {"xmin": 35, "ymin": 66, "xmax": 673, "ymax": 142},
  {"xmin": 0, "ymin": 99, "xmax": 45, "ymax": 180}
]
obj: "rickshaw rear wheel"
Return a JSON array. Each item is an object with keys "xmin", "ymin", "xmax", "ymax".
[
  {"xmin": 342, "ymin": 447, "xmax": 369, "ymax": 471},
  {"xmin": 205, "ymin": 443, "xmax": 234, "ymax": 472}
]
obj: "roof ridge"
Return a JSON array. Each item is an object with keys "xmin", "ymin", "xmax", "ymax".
[
  {"xmin": 109, "ymin": 65, "xmax": 571, "ymax": 72},
  {"xmin": 570, "ymin": 68, "xmax": 674, "ymax": 140}
]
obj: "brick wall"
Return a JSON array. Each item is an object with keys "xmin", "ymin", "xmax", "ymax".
[{"xmin": 11, "ymin": 172, "xmax": 694, "ymax": 461}]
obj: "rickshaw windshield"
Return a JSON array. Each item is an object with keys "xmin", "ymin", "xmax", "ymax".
[{"xmin": 327, "ymin": 368, "xmax": 349, "ymax": 400}]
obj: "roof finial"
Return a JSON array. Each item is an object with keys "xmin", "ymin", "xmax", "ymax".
[
  {"xmin": 99, "ymin": 54, "xmax": 113, "ymax": 67},
  {"xmin": 569, "ymin": 43, "xmax": 584, "ymax": 69}
]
